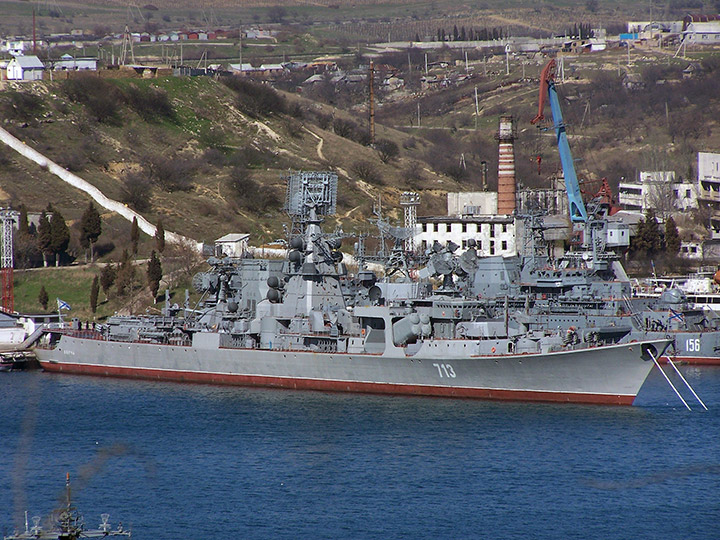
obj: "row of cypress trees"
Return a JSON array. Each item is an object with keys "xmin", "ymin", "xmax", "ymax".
[{"xmin": 17, "ymin": 202, "xmax": 102, "ymax": 267}]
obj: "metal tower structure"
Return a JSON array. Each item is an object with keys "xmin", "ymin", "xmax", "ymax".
[
  {"xmin": 119, "ymin": 25, "xmax": 135, "ymax": 66},
  {"xmin": 399, "ymin": 192, "xmax": 420, "ymax": 253},
  {"xmin": 284, "ymin": 171, "xmax": 338, "ymax": 238},
  {"xmin": 0, "ymin": 209, "xmax": 18, "ymax": 313}
]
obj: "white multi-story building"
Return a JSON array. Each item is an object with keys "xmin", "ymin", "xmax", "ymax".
[
  {"xmin": 415, "ymin": 192, "xmax": 516, "ymax": 257},
  {"xmin": 618, "ymin": 170, "xmax": 697, "ymax": 217},
  {"xmin": 697, "ymin": 151, "xmax": 720, "ymax": 237}
]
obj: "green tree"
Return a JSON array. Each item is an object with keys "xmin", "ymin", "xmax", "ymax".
[
  {"xmin": 17, "ymin": 204, "xmax": 29, "ymax": 236},
  {"xmin": 37, "ymin": 211, "xmax": 52, "ymax": 267},
  {"xmin": 154, "ymin": 219, "xmax": 165, "ymax": 253},
  {"xmin": 664, "ymin": 216, "xmax": 681, "ymax": 256},
  {"xmin": 100, "ymin": 263, "xmax": 116, "ymax": 298},
  {"xmin": 49, "ymin": 210, "xmax": 70, "ymax": 266},
  {"xmin": 146, "ymin": 250, "xmax": 163, "ymax": 300},
  {"xmin": 116, "ymin": 249, "xmax": 136, "ymax": 297},
  {"xmin": 130, "ymin": 217, "xmax": 140, "ymax": 256},
  {"xmin": 632, "ymin": 208, "xmax": 662, "ymax": 259},
  {"xmin": 14, "ymin": 204, "xmax": 40, "ymax": 269},
  {"xmin": 38, "ymin": 285, "xmax": 49, "ymax": 310},
  {"xmin": 79, "ymin": 202, "xmax": 102, "ymax": 263},
  {"xmin": 90, "ymin": 275, "xmax": 100, "ymax": 314}
]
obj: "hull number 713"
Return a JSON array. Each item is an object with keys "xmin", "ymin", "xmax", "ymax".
[{"xmin": 433, "ymin": 363, "xmax": 456, "ymax": 378}]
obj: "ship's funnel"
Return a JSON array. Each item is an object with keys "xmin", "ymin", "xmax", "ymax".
[{"xmin": 496, "ymin": 115, "xmax": 516, "ymax": 215}]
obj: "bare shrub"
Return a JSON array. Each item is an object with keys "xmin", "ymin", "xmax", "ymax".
[
  {"xmin": 226, "ymin": 166, "xmax": 279, "ymax": 211},
  {"xmin": 314, "ymin": 111, "xmax": 333, "ymax": 130},
  {"xmin": 288, "ymin": 102, "xmax": 304, "ymax": 118},
  {"xmin": 56, "ymin": 148, "xmax": 87, "ymax": 172},
  {"xmin": 198, "ymin": 128, "xmax": 227, "ymax": 150},
  {"xmin": 402, "ymin": 137, "xmax": 418, "ymax": 150},
  {"xmin": 145, "ymin": 155, "xmax": 196, "ymax": 192},
  {"xmin": 351, "ymin": 160, "xmax": 383, "ymax": 185},
  {"xmin": 125, "ymin": 84, "xmax": 174, "ymax": 121},
  {"xmin": 162, "ymin": 238, "xmax": 205, "ymax": 289},
  {"xmin": 0, "ymin": 91, "xmax": 44, "ymax": 122},
  {"xmin": 202, "ymin": 148, "xmax": 227, "ymax": 167},
  {"xmin": 402, "ymin": 161, "xmax": 424, "ymax": 187},
  {"xmin": 284, "ymin": 118, "xmax": 304, "ymax": 139},
  {"xmin": 227, "ymin": 146, "xmax": 274, "ymax": 169},
  {"xmin": 221, "ymin": 76, "xmax": 286, "ymax": 118},
  {"xmin": 62, "ymin": 75, "xmax": 123, "ymax": 124},
  {"xmin": 332, "ymin": 117, "xmax": 356, "ymax": 138},
  {"xmin": 375, "ymin": 138, "xmax": 399, "ymax": 163},
  {"xmin": 196, "ymin": 199, "xmax": 219, "ymax": 217},
  {"xmin": 121, "ymin": 172, "xmax": 152, "ymax": 212}
]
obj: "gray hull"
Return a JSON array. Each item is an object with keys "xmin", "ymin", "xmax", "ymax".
[{"xmin": 35, "ymin": 335, "xmax": 671, "ymax": 405}]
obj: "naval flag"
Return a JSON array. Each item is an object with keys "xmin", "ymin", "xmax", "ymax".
[{"xmin": 57, "ymin": 298, "xmax": 71, "ymax": 311}]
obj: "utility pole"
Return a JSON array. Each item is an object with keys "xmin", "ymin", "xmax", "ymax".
[
  {"xmin": 368, "ymin": 61, "xmax": 375, "ymax": 144},
  {"xmin": 474, "ymin": 86, "xmax": 479, "ymax": 130}
]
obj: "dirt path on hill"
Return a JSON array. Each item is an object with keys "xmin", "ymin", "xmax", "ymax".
[{"xmin": 305, "ymin": 128, "xmax": 326, "ymax": 160}]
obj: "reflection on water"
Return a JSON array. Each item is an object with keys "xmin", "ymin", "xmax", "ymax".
[{"xmin": 1, "ymin": 367, "xmax": 719, "ymax": 539}]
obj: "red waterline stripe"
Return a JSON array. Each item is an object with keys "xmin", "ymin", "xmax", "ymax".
[
  {"xmin": 39, "ymin": 362, "xmax": 636, "ymax": 406},
  {"xmin": 660, "ymin": 355, "xmax": 720, "ymax": 366}
]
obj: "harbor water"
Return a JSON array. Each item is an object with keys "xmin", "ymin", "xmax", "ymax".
[{"xmin": 1, "ymin": 367, "xmax": 719, "ymax": 539}]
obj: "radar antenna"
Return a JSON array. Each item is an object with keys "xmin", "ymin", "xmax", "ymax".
[{"xmin": 284, "ymin": 171, "xmax": 337, "ymax": 239}]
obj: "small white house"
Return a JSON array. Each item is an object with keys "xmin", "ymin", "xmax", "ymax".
[
  {"xmin": 215, "ymin": 233, "xmax": 250, "ymax": 258},
  {"xmin": 6, "ymin": 55, "xmax": 45, "ymax": 81}
]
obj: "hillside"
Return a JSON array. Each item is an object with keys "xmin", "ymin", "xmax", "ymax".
[{"xmin": 0, "ymin": 74, "xmax": 458, "ymax": 253}]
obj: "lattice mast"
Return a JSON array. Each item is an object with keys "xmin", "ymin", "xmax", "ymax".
[
  {"xmin": 284, "ymin": 171, "xmax": 338, "ymax": 239},
  {"xmin": 400, "ymin": 192, "xmax": 420, "ymax": 253},
  {"xmin": 119, "ymin": 25, "xmax": 135, "ymax": 66},
  {"xmin": 0, "ymin": 209, "xmax": 19, "ymax": 313}
]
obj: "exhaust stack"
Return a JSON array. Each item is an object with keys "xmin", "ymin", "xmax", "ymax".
[{"xmin": 496, "ymin": 115, "xmax": 516, "ymax": 215}]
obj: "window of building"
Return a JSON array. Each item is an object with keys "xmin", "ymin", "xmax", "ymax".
[
  {"xmin": 501, "ymin": 240, "xmax": 508, "ymax": 251},
  {"xmin": 462, "ymin": 240, "xmax": 467, "ymax": 249},
  {"xmin": 502, "ymin": 224, "xmax": 507, "ymax": 233},
  {"xmin": 490, "ymin": 240, "xmax": 495, "ymax": 255},
  {"xmin": 686, "ymin": 189, "xmax": 691, "ymax": 197},
  {"xmin": 461, "ymin": 223, "xmax": 467, "ymax": 233},
  {"xmin": 490, "ymin": 225, "xmax": 495, "ymax": 238}
]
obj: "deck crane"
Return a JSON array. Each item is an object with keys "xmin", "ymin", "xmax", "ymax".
[{"xmin": 531, "ymin": 59, "xmax": 589, "ymax": 223}]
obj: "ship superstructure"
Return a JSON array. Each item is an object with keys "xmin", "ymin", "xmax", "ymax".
[{"xmin": 35, "ymin": 172, "xmax": 671, "ymax": 405}]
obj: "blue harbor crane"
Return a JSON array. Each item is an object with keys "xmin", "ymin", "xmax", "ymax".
[{"xmin": 531, "ymin": 59, "xmax": 589, "ymax": 223}]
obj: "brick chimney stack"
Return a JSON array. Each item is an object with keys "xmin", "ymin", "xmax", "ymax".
[{"xmin": 496, "ymin": 115, "xmax": 516, "ymax": 215}]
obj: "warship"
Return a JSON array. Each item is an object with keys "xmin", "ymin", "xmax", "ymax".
[
  {"xmin": 464, "ymin": 56, "xmax": 720, "ymax": 366},
  {"xmin": 35, "ymin": 172, "xmax": 672, "ymax": 406},
  {"xmin": 5, "ymin": 474, "xmax": 130, "ymax": 540}
]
